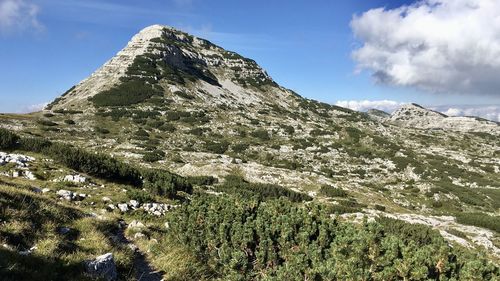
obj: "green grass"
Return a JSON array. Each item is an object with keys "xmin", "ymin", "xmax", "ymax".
[{"xmin": 0, "ymin": 184, "xmax": 134, "ymax": 280}]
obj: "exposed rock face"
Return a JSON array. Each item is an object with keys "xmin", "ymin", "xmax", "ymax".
[
  {"xmin": 84, "ymin": 253, "xmax": 118, "ymax": 281},
  {"xmin": 63, "ymin": 174, "xmax": 87, "ymax": 183},
  {"xmin": 366, "ymin": 109, "xmax": 390, "ymax": 121},
  {"xmin": 52, "ymin": 25, "xmax": 165, "ymax": 109},
  {"xmin": 0, "ymin": 152, "xmax": 34, "ymax": 167},
  {"xmin": 48, "ymin": 24, "xmax": 292, "ymax": 111},
  {"xmin": 389, "ymin": 103, "xmax": 499, "ymax": 133}
]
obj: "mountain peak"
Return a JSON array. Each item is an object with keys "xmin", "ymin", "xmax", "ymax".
[
  {"xmin": 47, "ymin": 25, "xmax": 283, "ymax": 111},
  {"xmin": 389, "ymin": 103, "xmax": 498, "ymax": 133}
]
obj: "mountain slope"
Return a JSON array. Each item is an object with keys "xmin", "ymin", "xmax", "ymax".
[
  {"xmin": 0, "ymin": 25, "xmax": 499, "ymax": 277},
  {"xmin": 389, "ymin": 103, "xmax": 499, "ymax": 133}
]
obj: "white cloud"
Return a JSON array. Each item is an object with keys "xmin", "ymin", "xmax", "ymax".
[
  {"xmin": 431, "ymin": 105, "xmax": 500, "ymax": 122},
  {"xmin": 335, "ymin": 100, "xmax": 405, "ymax": 112},
  {"xmin": 335, "ymin": 99, "xmax": 500, "ymax": 122},
  {"xmin": 21, "ymin": 102, "xmax": 48, "ymax": 113},
  {"xmin": 0, "ymin": 0, "xmax": 42, "ymax": 34},
  {"xmin": 351, "ymin": 0, "xmax": 500, "ymax": 96}
]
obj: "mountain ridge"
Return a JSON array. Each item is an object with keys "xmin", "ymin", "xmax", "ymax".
[{"xmin": 0, "ymin": 25, "xmax": 499, "ymax": 270}]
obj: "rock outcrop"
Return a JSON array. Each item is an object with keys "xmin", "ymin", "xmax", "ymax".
[
  {"xmin": 389, "ymin": 103, "xmax": 499, "ymax": 133},
  {"xmin": 84, "ymin": 253, "xmax": 118, "ymax": 281}
]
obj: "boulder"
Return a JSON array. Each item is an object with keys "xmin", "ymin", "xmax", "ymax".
[
  {"xmin": 84, "ymin": 253, "xmax": 117, "ymax": 281},
  {"xmin": 56, "ymin": 189, "xmax": 74, "ymax": 201},
  {"xmin": 41, "ymin": 188, "xmax": 51, "ymax": 193},
  {"xmin": 128, "ymin": 220, "xmax": 145, "ymax": 229},
  {"xmin": 129, "ymin": 200, "xmax": 140, "ymax": 209},
  {"xmin": 117, "ymin": 203, "xmax": 129, "ymax": 213}
]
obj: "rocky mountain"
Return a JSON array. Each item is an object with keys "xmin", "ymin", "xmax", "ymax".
[
  {"xmin": 366, "ymin": 108, "xmax": 390, "ymax": 121},
  {"xmin": 48, "ymin": 24, "xmax": 296, "ymax": 112},
  {"xmin": 1, "ymin": 25, "xmax": 499, "ymax": 279},
  {"xmin": 388, "ymin": 103, "xmax": 499, "ymax": 133}
]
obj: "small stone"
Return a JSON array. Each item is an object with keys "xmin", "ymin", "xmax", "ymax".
[
  {"xmin": 102, "ymin": 197, "xmax": 112, "ymax": 202},
  {"xmin": 128, "ymin": 220, "xmax": 145, "ymax": 229},
  {"xmin": 107, "ymin": 204, "xmax": 116, "ymax": 211},
  {"xmin": 32, "ymin": 187, "xmax": 42, "ymax": 193},
  {"xmin": 58, "ymin": 227, "xmax": 71, "ymax": 235},
  {"xmin": 117, "ymin": 203, "xmax": 129, "ymax": 213},
  {"xmin": 84, "ymin": 253, "xmax": 117, "ymax": 281},
  {"xmin": 129, "ymin": 200, "xmax": 140, "ymax": 209},
  {"xmin": 56, "ymin": 190, "xmax": 74, "ymax": 201},
  {"xmin": 134, "ymin": 232, "xmax": 145, "ymax": 239},
  {"xmin": 41, "ymin": 188, "xmax": 51, "ymax": 193}
]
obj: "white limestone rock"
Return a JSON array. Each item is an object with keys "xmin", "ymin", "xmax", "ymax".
[{"xmin": 84, "ymin": 253, "xmax": 117, "ymax": 281}]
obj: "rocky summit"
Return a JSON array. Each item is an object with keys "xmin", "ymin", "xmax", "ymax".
[{"xmin": 0, "ymin": 25, "xmax": 499, "ymax": 280}]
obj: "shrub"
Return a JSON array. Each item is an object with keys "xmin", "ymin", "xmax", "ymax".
[
  {"xmin": 90, "ymin": 80, "xmax": 162, "ymax": 106},
  {"xmin": 0, "ymin": 128, "xmax": 19, "ymax": 149},
  {"xmin": 127, "ymin": 189, "xmax": 154, "ymax": 203},
  {"xmin": 143, "ymin": 150, "xmax": 166, "ymax": 162},
  {"xmin": 232, "ymin": 143, "xmax": 249, "ymax": 153},
  {"xmin": 218, "ymin": 175, "xmax": 312, "ymax": 202},
  {"xmin": 456, "ymin": 213, "xmax": 500, "ymax": 233},
  {"xmin": 174, "ymin": 91, "xmax": 195, "ymax": 100},
  {"xmin": 63, "ymin": 119, "xmax": 75, "ymax": 125},
  {"xmin": 250, "ymin": 129, "xmax": 270, "ymax": 141},
  {"xmin": 142, "ymin": 169, "xmax": 192, "ymax": 197},
  {"xmin": 170, "ymin": 195, "xmax": 497, "ymax": 280},
  {"xmin": 135, "ymin": 129, "xmax": 150, "ymax": 137},
  {"xmin": 159, "ymin": 123, "xmax": 176, "ymax": 132},
  {"xmin": 94, "ymin": 127, "xmax": 110, "ymax": 134},
  {"xmin": 2, "ymin": 128, "xmax": 190, "ymax": 198},
  {"xmin": 319, "ymin": 185, "xmax": 348, "ymax": 197},
  {"xmin": 204, "ymin": 140, "xmax": 229, "ymax": 154},
  {"xmin": 186, "ymin": 176, "xmax": 218, "ymax": 186},
  {"xmin": 37, "ymin": 119, "xmax": 58, "ymax": 126}
]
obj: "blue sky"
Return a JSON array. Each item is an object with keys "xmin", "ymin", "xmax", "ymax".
[{"xmin": 1, "ymin": 0, "xmax": 500, "ymax": 120}]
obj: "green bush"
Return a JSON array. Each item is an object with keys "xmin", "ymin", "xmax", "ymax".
[
  {"xmin": 90, "ymin": 80, "xmax": 162, "ymax": 106},
  {"xmin": 204, "ymin": 140, "xmax": 229, "ymax": 154},
  {"xmin": 143, "ymin": 150, "xmax": 165, "ymax": 162},
  {"xmin": 218, "ymin": 175, "xmax": 311, "ymax": 202},
  {"xmin": 4, "ymin": 129, "xmax": 189, "ymax": 198},
  {"xmin": 142, "ymin": 169, "xmax": 192, "ymax": 197},
  {"xmin": 186, "ymin": 176, "xmax": 218, "ymax": 186},
  {"xmin": 456, "ymin": 213, "xmax": 500, "ymax": 233},
  {"xmin": 170, "ymin": 194, "xmax": 498, "ymax": 280},
  {"xmin": 63, "ymin": 119, "xmax": 75, "ymax": 125},
  {"xmin": 135, "ymin": 129, "xmax": 150, "ymax": 137},
  {"xmin": 127, "ymin": 189, "xmax": 154, "ymax": 203},
  {"xmin": 0, "ymin": 128, "xmax": 19, "ymax": 149},
  {"xmin": 250, "ymin": 129, "xmax": 270, "ymax": 141},
  {"xmin": 232, "ymin": 143, "xmax": 249, "ymax": 153},
  {"xmin": 94, "ymin": 127, "xmax": 110, "ymax": 134},
  {"xmin": 37, "ymin": 119, "xmax": 58, "ymax": 127},
  {"xmin": 319, "ymin": 185, "xmax": 348, "ymax": 197},
  {"xmin": 159, "ymin": 123, "xmax": 176, "ymax": 132},
  {"xmin": 174, "ymin": 91, "xmax": 195, "ymax": 100}
]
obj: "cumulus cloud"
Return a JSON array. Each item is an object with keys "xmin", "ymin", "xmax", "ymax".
[
  {"xmin": 431, "ymin": 104, "xmax": 500, "ymax": 122},
  {"xmin": 335, "ymin": 100, "xmax": 405, "ymax": 112},
  {"xmin": 21, "ymin": 102, "xmax": 48, "ymax": 113},
  {"xmin": 351, "ymin": 0, "xmax": 500, "ymax": 96},
  {"xmin": 0, "ymin": 0, "xmax": 42, "ymax": 34}
]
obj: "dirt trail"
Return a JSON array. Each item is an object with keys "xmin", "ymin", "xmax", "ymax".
[{"xmin": 113, "ymin": 221, "xmax": 163, "ymax": 281}]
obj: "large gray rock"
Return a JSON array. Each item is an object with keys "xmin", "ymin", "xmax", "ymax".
[
  {"xmin": 117, "ymin": 203, "xmax": 129, "ymax": 213},
  {"xmin": 56, "ymin": 189, "xmax": 73, "ymax": 201},
  {"xmin": 84, "ymin": 253, "xmax": 117, "ymax": 281}
]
